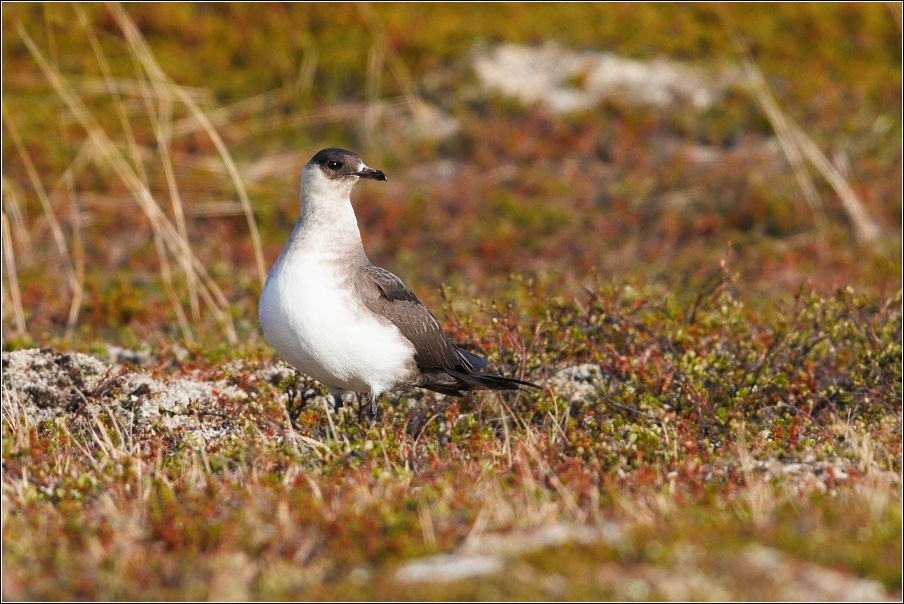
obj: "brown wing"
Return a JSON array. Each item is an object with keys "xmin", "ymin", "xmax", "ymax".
[{"xmin": 353, "ymin": 264, "xmax": 483, "ymax": 372}]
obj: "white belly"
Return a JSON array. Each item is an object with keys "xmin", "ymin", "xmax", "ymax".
[{"xmin": 259, "ymin": 251, "xmax": 416, "ymax": 395}]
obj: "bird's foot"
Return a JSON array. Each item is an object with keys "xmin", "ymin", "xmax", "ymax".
[{"xmin": 352, "ymin": 393, "xmax": 379, "ymax": 422}]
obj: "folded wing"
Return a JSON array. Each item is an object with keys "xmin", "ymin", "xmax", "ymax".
[
  {"xmin": 354, "ymin": 263, "xmax": 480, "ymax": 371},
  {"xmin": 353, "ymin": 263, "xmax": 537, "ymax": 396}
]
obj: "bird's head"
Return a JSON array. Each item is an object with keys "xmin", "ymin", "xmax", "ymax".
[{"xmin": 302, "ymin": 147, "xmax": 386, "ymax": 200}]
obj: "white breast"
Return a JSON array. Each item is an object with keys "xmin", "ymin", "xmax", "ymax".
[{"xmin": 259, "ymin": 249, "xmax": 416, "ymax": 396}]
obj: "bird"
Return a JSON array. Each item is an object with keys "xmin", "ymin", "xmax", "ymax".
[{"xmin": 259, "ymin": 147, "xmax": 537, "ymax": 413}]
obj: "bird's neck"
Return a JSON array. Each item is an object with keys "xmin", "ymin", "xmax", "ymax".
[{"xmin": 291, "ymin": 179, "xmax": 368, "ymax": 263}]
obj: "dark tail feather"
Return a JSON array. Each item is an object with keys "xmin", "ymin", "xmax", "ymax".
[
  {"xmin": 454, "ymin": 346, "xmax": 489, "ymax": 372},
  {"xmin": 448, "ymin": 370, "xmax": 538, "ymax": 391},
  {"xmin": 417, "ymin": 369, "xmax": 539, "ymax": 397}
]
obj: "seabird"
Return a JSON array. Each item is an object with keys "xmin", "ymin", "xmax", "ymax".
[{"xmin": 259, "ymin": 148, "xmax": 537, "ymax": 412}]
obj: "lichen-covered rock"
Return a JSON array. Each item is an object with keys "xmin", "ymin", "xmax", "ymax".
[
  {"xmin": 2, "ymin": 348, "xmax": 109, "ymax": 414},
  {"xmin": 473, "ymin": 43, "xmax": 739, "ymax": 114},
  {"xmin": 2, "ymin": 348, "xmax": 252, "ymax": 442},
  {"xmin": 550, "ymin": 363, "xmax": 620, "ymax": 404}
]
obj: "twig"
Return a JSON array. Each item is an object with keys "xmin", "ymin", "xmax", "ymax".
[{"xmin": 600, "ymin": 394, "xmax": 657, "ymax": 420}]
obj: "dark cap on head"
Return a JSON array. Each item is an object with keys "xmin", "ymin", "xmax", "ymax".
[{"xmin": 309, "ymin": 148, "xmax": 387, "ymax": 181}]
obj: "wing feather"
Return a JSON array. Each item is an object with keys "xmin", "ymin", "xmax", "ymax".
[{"xmin": 354, "ymin": 264, "xmax": 481, "ymax": 372}]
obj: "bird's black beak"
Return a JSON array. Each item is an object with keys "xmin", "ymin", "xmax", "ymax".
[{"xmin": 356, "ymin": 167, "xmax": 387, "ymax": 181}]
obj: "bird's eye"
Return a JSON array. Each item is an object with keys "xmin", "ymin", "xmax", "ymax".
[{"xmin": 327, "ymin": 161, "xmax": 341, "ymax": 170}]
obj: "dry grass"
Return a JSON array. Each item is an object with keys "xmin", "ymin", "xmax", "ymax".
[
  {"xmin": 2, "ymin": 367, "xmax": 900, "ymax": 599},
  {"xmin": 11, "ymin": 9, "xmax": 268, "ymax": 344},
  {"xmin": 721, "ymin": 8, "xmax": 882, "ymax": 246},
  {"xmin": 3, "ymin": 280, "xmax": 901, "ymax": 599}
]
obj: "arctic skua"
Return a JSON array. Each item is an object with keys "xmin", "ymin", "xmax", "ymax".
[{"xmin": 259, "ymin": 148, "xmax": 537, "ymax": 411}]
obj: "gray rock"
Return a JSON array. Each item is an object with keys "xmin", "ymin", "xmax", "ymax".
[
  {"xmin": 395, "ymin": 554, "xmax": 504, "ymax": 583},
  {"xmin": 2, "ymin": 348, "xmax": 250, "ymax": 443},
  {"xmin": 473, "ymin": 43, "xmax": 739, "ymax": 114}
]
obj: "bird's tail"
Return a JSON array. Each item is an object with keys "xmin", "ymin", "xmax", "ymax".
[{"xmin": 416, "ymin": 369, "xmax": 539, "ymax": 397}]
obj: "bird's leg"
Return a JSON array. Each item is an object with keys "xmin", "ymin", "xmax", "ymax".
[
  {"xmin": 363, "ymin": 390, "xmax": 381, "ymax": 421},
  {"xmin": 353, "ymin": 392, "xmax": 367, "ymax": 422},
  {"xmin": 328, "ymin": 387, "xmax": 346, "ymax": 411},
  {"xmin": 323, "ymin": 388, "xmax": 347, "ymax": 443}
]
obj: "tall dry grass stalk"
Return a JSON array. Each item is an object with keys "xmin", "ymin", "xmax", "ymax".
[
  {"xmin": 721, "ymin": 10, "xmax": 882, "ymax": 247},
  {"xmin": 5, "ymin": 72, "xmax": 213, "ymax": 103},
  {"xmin": 75, "ymin": 5, "xmax": 197, "ymax": 341},
  {"xmin": 7, "ymin": 3, "xmax": 453, "ymax": 343},
  {"xmin": 172, "ymin": 90, "xmax": 280, "ymax": 137},
  {"xmin": 1, "ymin": 178, "xmax": 33, "ymax": 262},
  {"xmin": 107, "ymin": 3, "xmax": 267, "ymax": 288},
  {"xmin": 2, "ymin": 105, "xmax": 78, "ymax": 293},
  {"xmin": 62, "ymin": 171, "xmax": 85, "ymax": 339},
  {"xmin": 887, "ymin": 2, "xmax": 903, "ymax": 35},
  {"xmin": 16, "ymin": 12, "xmax": 242, "ymax": 343},
  {"xmin": 2, "ymin": 213, "xmax": 28, "ymax": 338},
  {"xmin": 356, "ymin": 3, "xmax": 450, "ymax": 139},
  {"xmin": 364, "ymin": 44, "xmax": 385, "ymax": 147},
  {"xmin": 294, "ymin": 50, "xmax": 319, "ymax": 101}
]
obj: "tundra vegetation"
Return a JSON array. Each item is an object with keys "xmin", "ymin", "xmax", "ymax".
[{"xmin": 2, "ymin": 4, "xmax": 901, "ymax": 600}]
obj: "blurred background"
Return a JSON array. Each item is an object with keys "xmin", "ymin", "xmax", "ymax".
[{"xmin": 2, "ymin": 3, "xmax": 901, "ymax": 349}]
